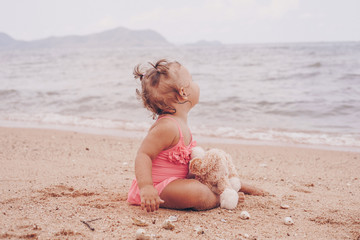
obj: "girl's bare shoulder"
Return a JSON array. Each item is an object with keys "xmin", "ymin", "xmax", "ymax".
[{"xmin": 148, "ymin": 118, "xmax": 180, "ymax": 148}]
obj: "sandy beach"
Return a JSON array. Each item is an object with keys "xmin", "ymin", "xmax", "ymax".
[{"xmin": 0, "ymin": 127, "xmax": 359, "ymax": 239}]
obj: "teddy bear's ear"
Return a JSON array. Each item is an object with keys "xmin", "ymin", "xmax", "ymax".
[
  {"xmin": 189, "ymin": 157, "xmax": 207, "ymax": 175},
  {"xmin": 191, "ymin": 147, "xmax": 205, "ymax": 159}
]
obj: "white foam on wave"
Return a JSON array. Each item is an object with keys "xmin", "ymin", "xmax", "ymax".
[
  {"xmin": 192, "ymin": 125, "xmax": 360, "ymax": 148},
  {"xmin": 2, "ymin": 113, "xmax": 360, "ymax": 150},
  {"xmin": 2, "ymin": 113, "xmax": 151, "ymax": 132}
]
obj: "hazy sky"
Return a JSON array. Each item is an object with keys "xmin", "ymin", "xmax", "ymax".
[{"xmin": 1, "ymin": 0, "xmax": 359, "ymax": 44}]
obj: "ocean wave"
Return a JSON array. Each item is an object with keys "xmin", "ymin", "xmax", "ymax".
[
  {"xmin": 287, "ymin": 71, "xmax": 320, "ymax": 79},
  {"xmin": 45, "ymin": 91, "xmax": 61, "ymax": 96},
  {"xmin": 264, "ymin": 109, "xmax": 315, "ymax": 117},
  {"xmin": 74, "ymin": 96, "xmax": 102, "ymax": 104},
  {"xmin": 328, "ymin": 104, "xmax": 357, "ymax": 115},
  {"xmin": 1, "ymin": 43, "xmax": 360, "ymax": 150},
  {"xmin": 1, "ymin": 113, "xmax": 359, "ymax": 149},
  {"xmin": 2, "ymin": 113, "xmax": 151, "ymax": 131},
  {"xmin": 263, "ymin": 71, "xmax": 320, "ymax": 82},
  {"xmin": 256, "ymin": 101, "xmax": 277, "ymax": 107},
  {"xmin": 192, "ymin": 125, "xmax": 360, "ymax": 148},
  {"xmin": 306, "ymin": 62, "xmax": 322, "ymax": 68},
  {"xmin": 243, "ymin": 62, "xmax": 261, "ymax": 67},
  {"xmin": 0, "ymin": 89, "xmax": 18, "ymax": 97},
  {"xmin": 338, "ymin": 73, "xmax": 360, "ymax": 81}
]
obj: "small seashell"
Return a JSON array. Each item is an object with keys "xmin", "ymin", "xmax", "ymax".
[
  {"xmin": 132, "ymin": 217, "xmax": 148, "ymax": 227},
  {"xmin": 244, "ymin": 233, "xmax": 250, "ymax": 238},
  {"xmin": 284, "ymin": 217, "xmax": 294, "ymax": 225},
  {"xmin": 280, "ymin": 204, "xmax": 290, "ymax": 209},
  {"xmin": 194, "ymin": 225, "xmax": 204, "ymax": 234},
  {"xmin": 135, "ymin": 228, "xmax": 151, "ymax": 240},
  {"xmin": 167, "ymin": 215, "xmax": 178, "ymax": 222},
  {"xmin": 240, "ymin": 211, "xmax": 250, "ymax": 220},
  {"xmin": 162, "ymin": 219, "xmax": 175, "ymax": 230}
]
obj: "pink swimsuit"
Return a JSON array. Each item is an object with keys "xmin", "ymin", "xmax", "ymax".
[{"xmin": 127, "ymin": 116, "xmax": 196, "ymax": 205}]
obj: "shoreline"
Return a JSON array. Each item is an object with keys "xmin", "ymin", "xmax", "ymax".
[
  {"xmin": 0, "ymin": 126, "xmax": 359, "ymax": 239},
  {"xmin": 1, "ymin": 120, "xmax": 359, "ymax": 153}
]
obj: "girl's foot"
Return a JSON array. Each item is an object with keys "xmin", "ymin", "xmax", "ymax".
[
  {"xmin": 238, "ymin": 192, "xmax": 245, "ymax": 203},
  {"xmin": 240, "ymin": 182, "xmax": 268, "ymax": 196}
]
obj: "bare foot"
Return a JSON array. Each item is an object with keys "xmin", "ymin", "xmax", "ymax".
[
  {"xmin": 240, "ymin": 182, "xmax": 268, "ymax": 196},
  {"xmin": 238, "ymin": 192, "xmax": 245, "ymax": 203}
]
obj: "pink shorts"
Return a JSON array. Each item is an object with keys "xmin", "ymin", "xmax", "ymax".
[{"xmin": 127, "ymin": 177, "xmax": 181, "ymax": 205}]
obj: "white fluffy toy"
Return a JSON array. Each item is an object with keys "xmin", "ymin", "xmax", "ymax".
[{"xmin": 189, "ymin": 146, "xmax": 242, "ymax": 209}]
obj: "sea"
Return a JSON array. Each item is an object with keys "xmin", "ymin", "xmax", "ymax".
[{"xmin": 1, "ymin": 42, "xmax": 360, "ymax": 151}]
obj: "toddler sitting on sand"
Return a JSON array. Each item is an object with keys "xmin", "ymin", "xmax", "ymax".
[{"xmin": 127, "ymin": 59, "xmax": 265, "ymax": 212}]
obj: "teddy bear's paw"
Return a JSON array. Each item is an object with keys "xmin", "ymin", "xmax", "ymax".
[
  {"xmin": 229, "ymin": 177, "xmax": 241, "ymax": 192},
  {"xmin": 220, "ymin": 188, "xmax": 239, "ymax": 209}
]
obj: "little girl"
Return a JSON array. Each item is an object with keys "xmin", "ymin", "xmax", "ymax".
[{"xmin": 127, "ymin": 59, "xmax": 264, "ymax": 212}]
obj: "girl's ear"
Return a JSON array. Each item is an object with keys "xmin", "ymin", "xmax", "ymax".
[{"xmin": 179, "ymin": 87, "xmax": 188, "ymax": 100}]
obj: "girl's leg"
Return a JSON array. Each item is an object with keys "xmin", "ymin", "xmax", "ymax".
[{"xmin": 160, "ymin": 179, "xmax": 219, "ymax": 210}]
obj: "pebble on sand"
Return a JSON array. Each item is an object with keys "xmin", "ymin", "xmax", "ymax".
[
  {"xmin": 162, "ymin": 219, "xmax": 175, "ymax": 230},
  {"xmin": 240, "ymin": 211, "xmax": 250, "ymax": 220},
  {"xmin": 135, "ymin": 228, "xmax": 151, "ymax": 240},
  {"xmin": 284, "ymin": 217, "xmax": 294, "ymax": 225}
]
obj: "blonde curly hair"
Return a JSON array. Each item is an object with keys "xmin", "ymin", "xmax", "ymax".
[{"xmin": 134, "ymin": 59, "xmax": 188, "ymax": 119}]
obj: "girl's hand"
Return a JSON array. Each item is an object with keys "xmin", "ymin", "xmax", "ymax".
[{"xmin": 139, "ymin": 185, "xmax": 165, "ymax": 212}]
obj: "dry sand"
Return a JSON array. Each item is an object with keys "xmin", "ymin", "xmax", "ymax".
[{"xmin": 0, "ymin": 127, "xmax": 359, "ymax": 239}]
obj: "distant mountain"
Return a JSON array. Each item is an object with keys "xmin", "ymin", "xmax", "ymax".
[
  {"xmin": 0, "ymin": 32, "xmax": 21, "ymax": 48},
  {"xmin": 0, "ymin": 27, "xmax": 171, "ymax": 49}
]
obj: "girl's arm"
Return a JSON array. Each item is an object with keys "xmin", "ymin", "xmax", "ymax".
[
  {"xmin": 135, "ymin": 151, "xmax": 163, "ymax": 212},
  {"xmin": 135, "ymin": 119, "xmax": 178, "ymax": 212}
]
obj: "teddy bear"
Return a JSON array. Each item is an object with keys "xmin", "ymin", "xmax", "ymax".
[{"xmin": 189, "ymin": 146, "xmax": 241, "ymax": 209}]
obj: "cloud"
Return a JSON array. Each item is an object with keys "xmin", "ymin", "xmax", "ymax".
[
  {"xmin": 40, "ymin": 0, "xmax": 356, "ymax": 44},
  {"xmin": 124, "ymin": 0, "xmax": 261, "ymax": 42}
]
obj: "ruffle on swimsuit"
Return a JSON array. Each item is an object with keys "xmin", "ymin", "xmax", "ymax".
[{"xmin": 161, "ymin": 137, "xmax": 196, "ymax": 165}]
